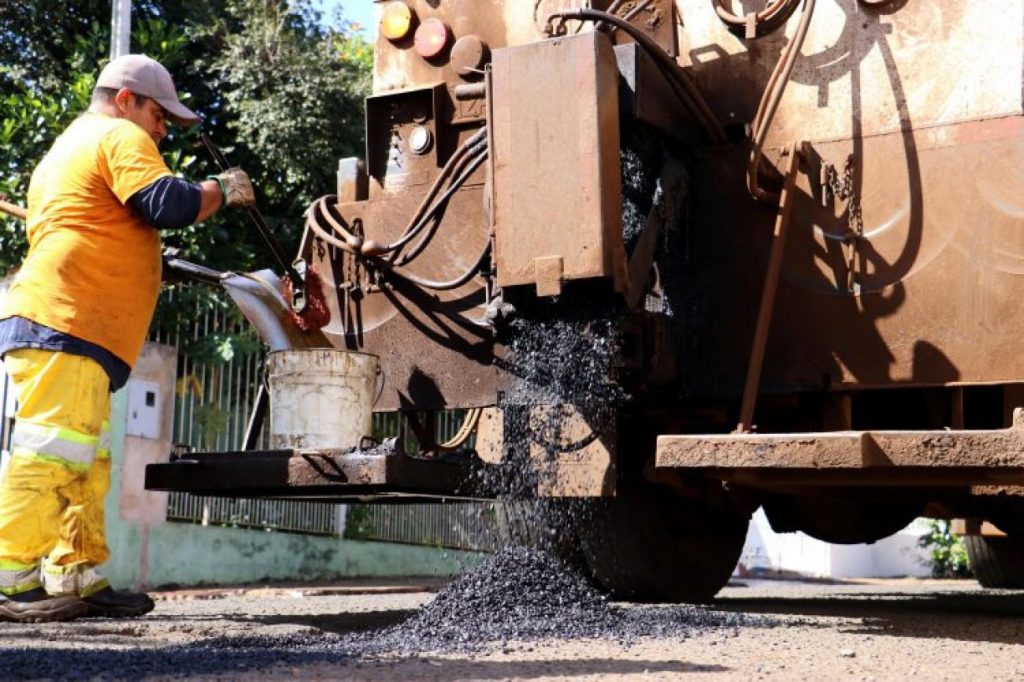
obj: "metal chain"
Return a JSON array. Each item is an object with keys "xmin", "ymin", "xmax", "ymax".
[{"xmin": 823, "ymin": 155, "xmax": 863, "ymax": 293}]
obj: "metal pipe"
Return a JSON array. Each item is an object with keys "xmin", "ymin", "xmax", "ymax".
[
  {"xmin": 0, "ymin": 197, "xmax": 27, "ymax": 221},
  {"xmin": 162, "ymin": 254, "xmax": 226, "ymax": 286},
  {"xmin": 199, "ymin": 133, "xmax": 306, "ymax": 297},
  {"xmin": 737, "ymin": 143, "xmax": 801, "ymax": 433},
  {"xmin": 713, "ymin": 0, "xmax": 801, "ymax": 38},
  {"xmin": 747, "ymin": 0, "xmax": 816, "ymax": 202}
]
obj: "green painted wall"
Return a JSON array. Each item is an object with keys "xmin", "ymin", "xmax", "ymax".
[{"xmin": 101, "ymin": 387, "xmax": 480, "ymax": 590}]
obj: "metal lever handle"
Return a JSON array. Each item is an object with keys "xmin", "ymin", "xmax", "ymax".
[{"xmin": 198, "ymin": 132, "xmax": 308, "ymax": 312}]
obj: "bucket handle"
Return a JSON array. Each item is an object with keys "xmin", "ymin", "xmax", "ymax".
[{"xmin": 372, "ymin": 365, "xmax": 386, "ymax": 407}]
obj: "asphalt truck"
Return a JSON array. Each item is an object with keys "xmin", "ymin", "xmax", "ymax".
[{"xmin": 149, "ymin": 0, "xmax": 1024, "ymax": 600}]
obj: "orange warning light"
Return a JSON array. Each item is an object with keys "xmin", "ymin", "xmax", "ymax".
[{"xmin": 380, "ymin": 2, "xmax": 414, "ymax": 41}]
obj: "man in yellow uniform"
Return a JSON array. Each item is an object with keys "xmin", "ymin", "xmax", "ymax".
[{"xmin": 0, "ymin": 54, "xmax": 255, "ymax": 622}]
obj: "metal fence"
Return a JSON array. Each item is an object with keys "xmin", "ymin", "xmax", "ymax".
[
  {"xmin": 154, "ymin": 285, "xmax": 497, "ymax": 550},
  {"xmin": 345, "ymin": 501, "xmax": 501, "ymax": 552}
]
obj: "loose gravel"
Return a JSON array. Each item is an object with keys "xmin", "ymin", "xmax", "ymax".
[
  {"xmin": 0, "ymin": 547, "xmax": 771, "ymax": 680},
  {"xmin": 357, "ymin": 546, "xmax": 763, "ymax": 654}
]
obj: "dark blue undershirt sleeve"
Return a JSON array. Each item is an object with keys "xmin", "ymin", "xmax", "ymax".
[{"xmin": 128, "ymin": 176, "xmax": 202, "ymax": 230}]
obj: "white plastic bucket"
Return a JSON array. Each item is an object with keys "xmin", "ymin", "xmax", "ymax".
[{"xmin": 266, "ymin": 349, "xmax": 379, "ymax": 450}]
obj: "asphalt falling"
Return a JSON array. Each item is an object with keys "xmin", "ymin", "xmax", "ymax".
[{"xmin": 0, "ymin": 127, "xmax": 735, "ymax": 682}]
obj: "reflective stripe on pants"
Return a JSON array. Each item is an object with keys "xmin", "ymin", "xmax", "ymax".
[
  {"xmin": 11, "ymin": 422, "xmax": 97, "ymax": 470},
  {"xmin": 0, "ymin": 349, "xmax": 112, "ymax": 572},
  {"xmin": 42, "ymin": 563, "xmax": 109, "ymax": 598},
  {"xmin": 0, "ymin": 563, "xmax": 41, "ymax": 597}
]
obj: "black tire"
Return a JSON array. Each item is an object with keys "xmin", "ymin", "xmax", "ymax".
[
  {"xmin": 762, "ymin": 492, "xmax": 923, "ymax": 545},
  {"xmin": 964, "ymin": 535, "xmax": 1024, "ymax": 588},
  {"xmin": 576, "ymin": 489, "xmax": 749, "ymax": 603}
]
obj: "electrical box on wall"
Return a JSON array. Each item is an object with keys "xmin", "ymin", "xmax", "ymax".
[{"xmin": 127, "ymin": 379, "xmax": 161, "ymax": 440}]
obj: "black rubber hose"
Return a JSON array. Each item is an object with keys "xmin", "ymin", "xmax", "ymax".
[
  {"xmin": 548, "ymin": 8, "xmax": 728, "ymax": 144},
  {"xmin": 396, "ymin": 147, "xmax": 490, "ymax": 266}
]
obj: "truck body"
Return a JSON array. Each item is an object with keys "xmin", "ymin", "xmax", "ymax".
[{"xmin": 149, "ymin": 0, "xmax": 1024, "ymax": 599}]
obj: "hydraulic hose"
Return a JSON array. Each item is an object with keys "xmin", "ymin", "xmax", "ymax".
[
  {"xmin": 304, "ymin": 128, "xmax": 488, "ymax": 260},
  {"xmin": 305, "ymin": 196, "xmax": 359, "ymax": 252},
  {"xmin": 547, "ymin": 8, "xmax": 728, "ymax": 144},
  {"xmin": 395, "ymin": 149, "xmax": 489, "ymax": 266},
  {"xmin": 747, "ymin": 0, "xmax": 816, "ymax": 202},
  {"xmin": 385, "ymin": 127, "xmax": 489, "ymax": 257},
  {"xmin": 384, "ymin": 238, "xmax": 491, "ymax": 292},
  {"xmin": 303, "ymin": 150, "xmax": 491, "ymax": 291},
  {"xmin": 389, "ymin": 138, "xmax": 490, "ymax": 263},
  {"xmin": 713, "ymin": 0, "xmax": 801, "ymax": 39}
]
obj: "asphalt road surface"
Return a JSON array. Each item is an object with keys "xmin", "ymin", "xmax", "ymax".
[{"xmin": 3, "ymin": 577, "xmax": 1024, "ymax": 680}]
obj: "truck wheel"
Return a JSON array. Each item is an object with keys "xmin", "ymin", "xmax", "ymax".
[
  {"xmin": 577, "ymin": 489, "xmax": 749, "ymax": 603},
  {"xmin": 762, "ymin": 492, "xmax": 922, "ymax": 545},
  {"xmin": 964, "ymin": 535, "xmax": 1024, "ymax": 588}
]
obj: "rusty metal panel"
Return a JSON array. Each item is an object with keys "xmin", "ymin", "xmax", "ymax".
[
  {"xmin": 952, "ymin": 519, "xmax": 1007, "ymax": 537},
  {"xmin": 657, "ymin": 409, "xmax": 1024, "ymax": 481},
  {"xmin": 303, "ymin": 170, "xmax": 497, "ymax": 411},
  {"xmin": 491, "ymin": 31, "xmax": 626, "ymax": 294},
  {"xmin": 684, "ymin": 117, "xmax": 1024, "ymax": 393},
  {"xmin": 365, "ymin": 84, "xmax": 450, "ymax": 199},
  {"xmin": 614, "ymin": 43, "xmax": 702, "ymax": 144},
  {"xmin": 527, "ymin": 404, "xmax": 616, "ymax": 497},
  {"xmin": 658, "ymin": 429, "xmax": 1024, "ymax": 470},
  {"xmin": 606, "ymin": 0, "xmax": 678, "ymax": 57},
  {"xmin": 145, "ymin": 441, "xmax": 485, "ymax": 500},
  {"xmin": 372, "ymin": 1, "xmax": 646, "ymax": 95},
  {"xmin": 472, "ymin": 405, "xmax": 615, "ymax": 496},
  {"xmin": 679, "ymin": 0, "xmax": 1024, "ymax": 145}
]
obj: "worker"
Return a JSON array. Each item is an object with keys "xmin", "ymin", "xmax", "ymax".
[{"xmin": 0, "ymin": 54, "xmax": 254, "ymax": 622}]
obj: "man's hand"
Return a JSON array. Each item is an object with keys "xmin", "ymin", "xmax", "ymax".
[{"xmin": 215, "ymin": 168, "xmax": 256, "ymax": 209}]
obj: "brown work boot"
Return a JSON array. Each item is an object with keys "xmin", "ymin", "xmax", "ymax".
[
  {"xmin": 82, "ymin": 586, "xmax": 155, "ymax": 618},
  {"xmin": 0, "ymin": 587, "xmax": 88, "ymax": 623}
]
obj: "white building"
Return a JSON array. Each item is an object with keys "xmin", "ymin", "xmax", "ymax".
[{"xmin": 739, "ymin": 508, "xmax": 933, "ymax": 579}]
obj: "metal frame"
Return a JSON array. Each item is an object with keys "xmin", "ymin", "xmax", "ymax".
[
  {"xmin": 658, "ymin": 408, "xmax": 1024, "ymax": 487},
  {"xmin": 145, "ymin": 438, "xmax": 494, "ymax": 502}
]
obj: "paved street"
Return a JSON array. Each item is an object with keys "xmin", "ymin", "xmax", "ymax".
[{"xmin": 3, "ymin": 577, "xmax": 1023, "ymax": 680}]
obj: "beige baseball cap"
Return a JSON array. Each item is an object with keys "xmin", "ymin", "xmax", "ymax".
[{"xmin": 96, "ymin": 54, "xmax": 200, "ymax": 127}]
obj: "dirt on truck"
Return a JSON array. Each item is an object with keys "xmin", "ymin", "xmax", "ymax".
[{"xmin": 150, "ymin": 0, "xmax": 1024, "ymax": 601}]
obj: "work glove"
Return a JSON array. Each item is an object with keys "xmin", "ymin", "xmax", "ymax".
[{"xmin": 210, "ymin": 168, "xmax": 256, "ymax": 209}]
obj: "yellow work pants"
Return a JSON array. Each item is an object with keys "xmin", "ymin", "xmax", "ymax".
[{"xmin": 0, "ymin": 349, "xmax": 112, "ymax": 596}]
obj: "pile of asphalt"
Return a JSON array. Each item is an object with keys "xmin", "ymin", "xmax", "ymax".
[
  {"xmin": 357, "ymin": 545, "xmax": 757, "ymax": 654},
  {"xmin": 0, "ymin": 549, "xmax": 769, "ymax": 681}
]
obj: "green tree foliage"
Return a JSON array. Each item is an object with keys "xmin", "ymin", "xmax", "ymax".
[
  {"xmin": 919, "ymin": 520, "xmax": 971, "ymax": 578},
  {"xmin": 0, "ymin": 0, "xmax": 371, "ymax": 365},
  {"xmin": 211, "ymin": 0, "xmax": 372, "ymax": 217},
  {"xmin": 0, "ymin": 0, "xmax": 371, "ymax": 277}
]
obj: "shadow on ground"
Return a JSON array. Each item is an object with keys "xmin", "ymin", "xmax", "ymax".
[
  {"xmin": 713, "ymin": 589, "xmax": 1024, "ymax": 645},
  {"xmin": 0, "ymin": 645, "xmax": 728, "ymax": 681}
]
